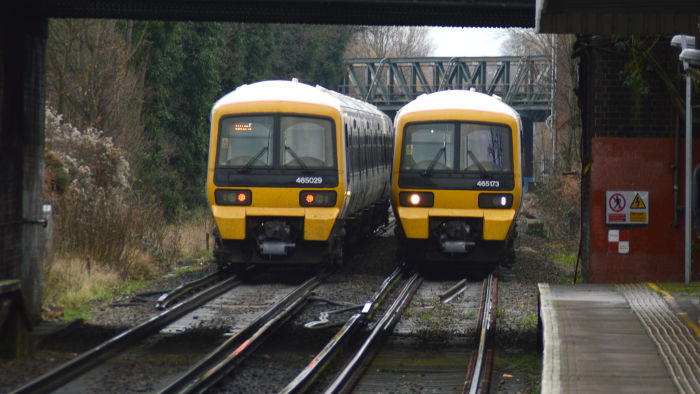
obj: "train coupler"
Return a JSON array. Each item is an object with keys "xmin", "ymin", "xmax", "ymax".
[
  {"xmin": 256, "ymin": 220, "xmax": 297, "ymax": 257},
  {"xmin": 438, "ymin": 221, "xmax": 477, "ymax": 254}
]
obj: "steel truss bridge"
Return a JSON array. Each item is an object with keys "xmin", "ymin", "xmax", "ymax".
[
  {"xmin": 339, "ymin": 56, "xmax": 552, "ymax": 117},
  {"xmin": 339, "ymin": 56, "xmax": 554, "ymax": 182}
]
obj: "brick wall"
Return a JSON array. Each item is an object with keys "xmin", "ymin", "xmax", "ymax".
[{"xmin": 576, "ymin": 35, "xmax": 699, "ymax": 282}]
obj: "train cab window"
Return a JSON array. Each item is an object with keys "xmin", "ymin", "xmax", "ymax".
[
  {"xmin": 401, "ymin": 123, "xmax": 455, "ymax": 171},
  {"xmin": 280, "ymin": 116, "xmax": 335, "ymax": 169},
  {"xmin": 218, "ymin": 116, "xmax": 273, "ymax": 167},
  {"xmin": 459, "ymin": 123, "xmax": 512, "ymax": 173}
]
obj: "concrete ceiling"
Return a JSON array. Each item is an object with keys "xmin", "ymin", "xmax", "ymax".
[
  {"xmin": 536, "ymin": 0, "xmax": 700, "ymax": 35},
  {"xmin": 23, "ymin": 0, "xmax": 536, "ymax": 27},
  {"xmin": 4, "ymin": 1, "xmax": 699, "ymax": 35}
]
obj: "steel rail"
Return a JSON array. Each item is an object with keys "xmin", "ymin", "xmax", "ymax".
[
  {"xmin": 160, "ymin": 275, "xmax": 322, "ymax": 394},
  {"xmin": 280, "ymin": 266, "xmax": 404, "ymax": 393},
  {"xmin": 156, "ymin": 270, "xmax": 227, "ymax": 310},
  {"xmin": 10, "ymin": 275, "xmax": 242, "ymax": 394},
  {"xmin": 324, "ymin": 272, "xmax": 423, "ymax": 394},
  {"xmin": 464, "ymin": 274, "xmax": 498, "ymax": 394}
]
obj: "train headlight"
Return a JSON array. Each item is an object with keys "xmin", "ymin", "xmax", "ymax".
[
  {"xmin": 215, "ymin": 189, "xmax": 252, "ymax": 206},
  {"xmin": 399, "ymin": 191, "xmax": 434, "ymax": 207},
  {"xmin": 478, "ymin": 193, "xmax": 513, "ymax": 209},
  {"xmin": 300, "ymin": 191, "xmax": 337, "ymax": 207}
]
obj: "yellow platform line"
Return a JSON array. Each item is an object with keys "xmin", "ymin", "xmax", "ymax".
[{"xmin": 647, "ymin": 282, "xmax": 700, "ymax": 339}]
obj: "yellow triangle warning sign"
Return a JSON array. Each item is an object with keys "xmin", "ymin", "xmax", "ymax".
[{"xmin": 630, "ymin": 193, "xmax": 646, "ymax": 209}]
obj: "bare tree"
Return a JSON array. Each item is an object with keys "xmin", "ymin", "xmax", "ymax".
[
  {"xmin": 501, "ymin": 28, "xmax": 552, "ymax": 57},
  {"xmin": 344, "ymin": 26, "xmax": 435, "ymax": 58},
  {"xmin": 502, "ymin": 29, "xmax": 581, "ymax": 173},
  {"xmin": 46, "ymin": 19, "xmax": 146, "ymax": 150}
]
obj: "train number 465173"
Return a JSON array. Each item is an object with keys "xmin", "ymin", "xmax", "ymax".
[{"xmin": 476, "ymin": 180, "xmax": 500, "ymax": 188}]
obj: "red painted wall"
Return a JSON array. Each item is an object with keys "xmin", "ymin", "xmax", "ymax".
[{"xmin": 590, "ymin": 137, "xmax": 700, "ymax": 282}]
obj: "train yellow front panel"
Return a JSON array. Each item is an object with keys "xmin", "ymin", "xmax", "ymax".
[
  {"xmin": 303, "ymin": 208, "xmax": 340, "ymax": 240},
  {"xmin": 482, "ymin": 210, "xmax": 516, "ymax": 240},
  {"xmin": 392, "ymin": 91, "xmax": 523, "ymax": 249},
  {"xmin": 211, "ymin": 206, "xmax": 246, "ymax": 239},
  {"xmin": 206, "ymin": 80, "xmax": 393, "ymax": 265},
  {"xmin": 396, "ymin": 207, "xmax": 430, "ymax": 238},
  {"xmin": 211, "ymin": 186, "xmax": 341, "ymax": 241}
]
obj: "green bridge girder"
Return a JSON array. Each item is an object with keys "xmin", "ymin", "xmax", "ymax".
[{"xmin": 339, "ymin": 56, "xmax": 552, "ymax": 116}]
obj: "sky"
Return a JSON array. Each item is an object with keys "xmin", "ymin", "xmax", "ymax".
[{"xmin": 428, "ymin": 27, "xmax": 508, "ymax": 57}]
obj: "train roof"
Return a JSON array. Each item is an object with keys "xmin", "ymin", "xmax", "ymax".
[
  {"xmin": 395, "ymin": 89, "xmax": 520, "ymax": 122},
  {"xmin": 213, "ymin": 79, "xmax": 385, "ymax": 117}
]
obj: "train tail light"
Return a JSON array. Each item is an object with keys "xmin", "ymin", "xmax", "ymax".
[
  {"xmin": 399, "ymin": 191, "xmax": 434, "ymax": 207},
  {"xmin": 215, "ymin": 189, "xmax": 252, "ymax": 206},
  {"xmin": 300, "ymin": 191, "xmax": 337, "ymax": 207},
  {"xmin": 478, "ymin": 193, "xmax": 513, "ymax": 209}
]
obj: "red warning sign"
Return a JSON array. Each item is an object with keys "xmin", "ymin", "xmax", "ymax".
[{"xmin": 608, "ymin": 193, "xmax": 626, "ymax": 212}]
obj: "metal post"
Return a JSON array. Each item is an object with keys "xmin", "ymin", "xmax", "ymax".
[
  {"xmin": 671, "ymin": 35, "xmax": 696, "ymax": 285},
  {"xmin": 684, "ymin": 72, "xmax": 691, "ymax": 285}
]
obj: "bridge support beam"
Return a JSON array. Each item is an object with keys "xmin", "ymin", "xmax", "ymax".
[
  {"xmin": 522, "ymin": 117, "xmax": 534, "ymax": 191},
  {"xmin": 1, "ymin": 17, "xmax": 48, "ymax": 332}
]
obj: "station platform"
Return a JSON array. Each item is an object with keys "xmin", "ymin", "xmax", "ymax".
[{"xmin": 538, "ymin": 283, "xmax": 700, "ymax": 394}]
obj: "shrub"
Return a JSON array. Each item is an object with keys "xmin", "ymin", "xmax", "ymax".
[
  {"xmin": 530, "ymin": 174, "xmax": 580, "ymax": 241},
  {"xmin": 44, "ymin": 107, "xmax": 171, "ymax": 276}
]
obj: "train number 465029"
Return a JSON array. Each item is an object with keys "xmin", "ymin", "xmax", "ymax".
[{"xmin": 296, "ymin": 176, "xmax": 323, "ymax": 184}]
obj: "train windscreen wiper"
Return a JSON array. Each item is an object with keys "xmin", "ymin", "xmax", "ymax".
[
  {"xmin": 238, "ymin": 146, "xmax": 268, "ymax": 173},
  {"xmin": 423, "ymin": 146, "xmax": 446, "ymax": 176},
  {"xmin": 284, "ymin": 145, "xmax": 310, "ymax": 172},
  {"xmin": 467, "ymin": 150, "xmax": 487, "ymax": 172}
]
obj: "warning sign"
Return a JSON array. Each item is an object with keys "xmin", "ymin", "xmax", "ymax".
[
  {"xmin": 605, "ymin": 191, "xmax": 648, "ymax": 225},
  {"xmin": 630, "ymin": 193, "xmax": 646, "ymax": 209}
]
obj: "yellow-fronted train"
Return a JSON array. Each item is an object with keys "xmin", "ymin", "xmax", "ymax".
[
  {"xmin": 392, "ymin": 90, "xmax": 522, "ymax": 272},
  {"xmin": 207, "ymin": 80, "xmax": 393, "ymax": 270}
]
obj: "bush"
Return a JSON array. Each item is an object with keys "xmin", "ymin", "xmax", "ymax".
[
  {"xmin": 44, "ymin": 107, "xmax": 173, "ymax": 277},
  {"xmin": 530, "ymin": 174, "xmax": 580, "ymax": 241}
]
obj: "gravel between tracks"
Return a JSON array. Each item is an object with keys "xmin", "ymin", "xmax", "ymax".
[{"xmin": 0, "ymin": 205, "xmax": 574, "ymax": 393}]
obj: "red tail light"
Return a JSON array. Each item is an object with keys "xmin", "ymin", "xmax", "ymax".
[
  {"xmin": 215, "ymin": 189, "xmax": 252, "ymax": 206},
  {"xmin": 300, "ymin": 191, "xmax": 336, "ymax": 207}
]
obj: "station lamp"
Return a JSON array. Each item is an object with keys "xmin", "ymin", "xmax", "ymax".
[{"xmin": 679, "ymin": 48, "xmax": 700, "ymax": 67}]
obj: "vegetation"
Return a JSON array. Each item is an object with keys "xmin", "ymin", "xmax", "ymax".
[
  {"xmin": 493, "ymin": 350, "xmax": 542, "ymax": 394},
  {"xmin": 502, "ymin": 31, "xmax": 581, "ymax": 174},
  {"xmin": 41, "ymin": 19, "xmax": 358, "ymax": 320},
  {"xmin": 501, "ymin": 30, "xmax": 582, "ymax": 251},
  {"xmin": 344, "ymin": 26, "xmax": 434, "ymax": 58},
  {"xmin": 45, "ymin": 19, "xmax": 354, "ymax": 219}
]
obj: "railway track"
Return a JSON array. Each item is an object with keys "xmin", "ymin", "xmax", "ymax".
[
  {"xmin": 10, "ymin": 273, "xmax": 243, "ymax": 394},
  {"xmin": 465, "ymin": 274, "xmax": 498, "ymax": 394},
  {"xmin": 281, "ymin": 272, "xmax": 499, "ymax": 393},
  {"xmin": 10, "ymin": 262, "xmax": 499, "ymax": 394},
  {"xmin": 160, "ymin": 276, "xmax": 321, "ymax": 393},
  {"xmin": 162, "ymin": 270, "xmax": 499, "ymax": 394}
]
